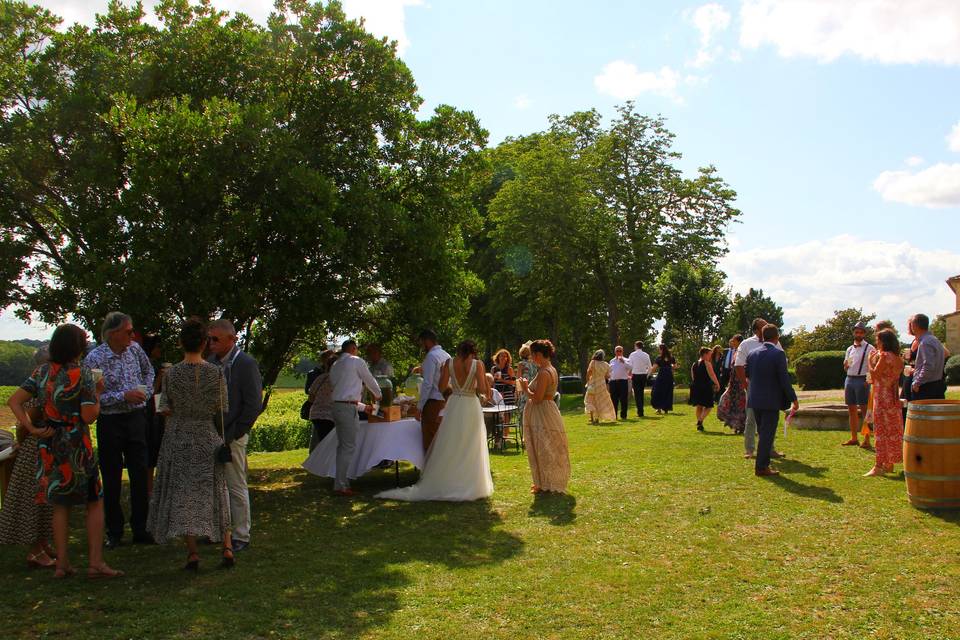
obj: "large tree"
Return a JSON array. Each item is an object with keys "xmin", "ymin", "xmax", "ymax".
[
  {"xmin": 788, "ymin": 308, "xmax": 877, "ymax": 361},
  {"xmin": 718, "ymin": 287, "xmax": 784, "ymax": 338},
  {"xmin": 0, "ymin": 0, "xmax": 485, "ymax": 390}
]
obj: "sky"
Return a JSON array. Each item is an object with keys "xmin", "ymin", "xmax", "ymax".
[{"xmin": 4, "ymin": 0, "xmax": 960, "ymax": 341}]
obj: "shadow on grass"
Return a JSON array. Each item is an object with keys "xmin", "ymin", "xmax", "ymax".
[
  {"xmin": 0, "ymin": 465, "xmax": 524, "ymax": 640},
  {"xmin": 777, "ymin": 458, "xmax": 829, "ymax": 478},
  {"xmin": 769, "ymin": 474, "xmax": 844, "ymax": 503},
  {"xmin": 528, "ymin": 492, "xmax": 577, "ymax": 526}
]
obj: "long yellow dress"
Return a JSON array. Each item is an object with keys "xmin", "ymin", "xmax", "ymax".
[
  {"xmin": 584, "ymin": 360, "xmax": 616, "ymax": 422},
  {"xmin": 524, "ymin": 367, "xmax": 571, "ymax": 493}
]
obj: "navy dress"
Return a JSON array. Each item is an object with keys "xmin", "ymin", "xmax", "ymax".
[
  {"xmin": 688, "ymin": 360, "xmax": 715, "ymax": 408},
  {"xmin": 651, "ymin": 357, "xmax": 675, "ymax": 412}
]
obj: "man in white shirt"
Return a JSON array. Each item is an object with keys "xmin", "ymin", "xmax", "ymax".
[
  {"xmin": 417, "ymin": 329, "xmax": 451, "ymax": 452},
  {"xmin": 734, "ymin": 318, "xmax": 785, "ymax": 460},
  {"xmin": 628, "ymin": 341, "xmax": 652, "ymax": 417},
  {"xmin": 841, "ymin": 322, "xmax": 876, "ymax": 448},
  {"xmin": 609, "ymin": 345, "xmax": 632, "ymax": 421},
  {"xmin": 365, "ymin": 343, "xmax": 395, "ymax": 378},
  {"xmin": 329, "ymin": 339, "xmax": 381, "ymax": 496}
]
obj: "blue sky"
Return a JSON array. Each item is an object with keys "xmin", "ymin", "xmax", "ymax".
[{"xmin": 5, "ymin": 0, "xmax": 960, "ymax": 341}]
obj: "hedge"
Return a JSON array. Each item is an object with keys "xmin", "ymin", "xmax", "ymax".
[
  {"xmin": 794, "ymin": 351, "xmax": 846, "ymax": 390},
  {"xmin": 248, "ymin": 391, "xmax": 311, "ymax": 452},
  {"xmin": 946, "ymin": 355, "xmax": 960, "ymax": 386}
]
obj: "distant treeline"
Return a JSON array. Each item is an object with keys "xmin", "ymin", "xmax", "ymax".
[{"xmin": 0, "ymin": 340, "xmax": 42, "ymax": 385}]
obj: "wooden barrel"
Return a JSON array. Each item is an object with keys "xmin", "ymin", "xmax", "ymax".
[{"xmin": 904, "ymin": 400, "xmax": 960, "ymax": 509}]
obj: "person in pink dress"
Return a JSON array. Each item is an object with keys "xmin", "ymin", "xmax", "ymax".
[{"xmin": 864, "ymin": 328, "xmax": 904, "ymax": 477}]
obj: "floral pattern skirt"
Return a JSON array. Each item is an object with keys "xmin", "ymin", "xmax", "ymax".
[{"xmin": 37, "ymin": 421, "xmax": 101, "ymax": 506}]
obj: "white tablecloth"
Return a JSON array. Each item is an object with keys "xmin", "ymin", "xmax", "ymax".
[{"xmin": 302, "ymin": 418, "xmax": 425, "ymax": 480}]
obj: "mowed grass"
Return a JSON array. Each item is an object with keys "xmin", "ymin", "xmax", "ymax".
[{"xmin": 2, "ymin": 392, "xmax": 960, "ymax": 639}]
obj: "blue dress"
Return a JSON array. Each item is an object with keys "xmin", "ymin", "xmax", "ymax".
[{"xmin": 651, "ymin": 357, "xmax": 675, "ymax": 412}]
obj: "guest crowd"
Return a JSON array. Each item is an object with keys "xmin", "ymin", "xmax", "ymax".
[
  {"xmin": 0, "ymin": 305, "xmax": 950, "ymax": 578},
  {"xmin": 2, "ymin": 314, "xmax": 263, "ymax": 576},
  {"xmin": 584, "ymin": 313, "xmax": 949, "ymax": 478}
]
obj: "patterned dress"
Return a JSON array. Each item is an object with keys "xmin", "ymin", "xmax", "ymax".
[
  {"xmin": 871, "ymin": 352, "xmax": 904, "ymax": 467},
  {"xmin": 23, "ymin": 363, "xmax": 101, "ymax": 506},
  {"xmin": 524, "ymin": 367, "xmax": 571, "ymax": 492},
  {"xmin": 0, "ymin": 433, "xmax": 53, "ymax": 544},
  {"xmin": 584, "ymin": 360, "xmax": 616, "ymax": 422},
  {"xmin": 147, "ymin": 362, "xmax": 231, "ymax": 543},
  {"xmin": 717, "ymin": 373, "xmax": 747, "ymax": 432}
]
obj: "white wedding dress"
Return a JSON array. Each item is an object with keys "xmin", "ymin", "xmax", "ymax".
[{"xmin": 376, "ymin": 359, "xmax": 494, "ymax": 502}]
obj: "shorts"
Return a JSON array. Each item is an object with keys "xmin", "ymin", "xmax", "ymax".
[{"xmin": 844, "ymin": 376, "xmax": 870, "ymax": 406}]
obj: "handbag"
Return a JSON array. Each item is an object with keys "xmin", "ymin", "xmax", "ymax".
[{"xmin": 214, "ymin": 372, "xmax": 232, "ymax": 465}]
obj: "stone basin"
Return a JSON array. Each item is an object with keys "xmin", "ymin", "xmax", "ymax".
[{"xmin": 790, "ymin": 404, "xmax": 851, "ymax": 431}]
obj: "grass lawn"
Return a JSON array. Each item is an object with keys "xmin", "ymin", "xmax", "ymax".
[{"xmin": 2, "ymin": 392, "xmax": 960, "ymax": 639}]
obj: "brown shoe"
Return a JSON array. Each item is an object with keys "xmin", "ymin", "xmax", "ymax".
[
  {"xmin": 333, "ymin": 488, "xmax": 357, "ymax": 497},
  {"xmin": 771, "ymin": 451, "xmax": 786, "ymax": 459},
  {"xmin": 841, "ymin": 439, "xmax": 859, "ymax": 446},
  {"xmin": 744, "ymin": 452, "xmax": 755, "ymax": 459},
  {"xmin": 755, "ymin": 468, "xmax": 780, "ymax": 477}
]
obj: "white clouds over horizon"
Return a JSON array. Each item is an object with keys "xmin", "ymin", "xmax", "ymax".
[
  {"xmin": 739, "ymin": 0, "xmax": 960, "ymax": 65},
  {"xmin": 722, "ymin": 235, "xmax": 960, "ymax": 335},
  {"xmin": 874, "ymin": 120, "xmax": 960, "ymax": 208},
  {"xmin": 594, "ymin": 61, "xmax": 683, "ymax": 103},
  {"xmin": 34, "ymin": 0, "xmax": 423, "ymax": 55}
]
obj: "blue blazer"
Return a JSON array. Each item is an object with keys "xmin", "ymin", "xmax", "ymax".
[{"xmin": 746, "ymin": 343, "xmax": 797, "ymax": 411}]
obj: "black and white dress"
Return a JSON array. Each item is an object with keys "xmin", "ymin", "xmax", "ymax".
[{"xmin": 147, "ymin": 362, "xmax": 231, "ymax": 543}]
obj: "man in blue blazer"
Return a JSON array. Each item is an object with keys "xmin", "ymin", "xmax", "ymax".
[{"xmin": 745, "ymin": 324, "xmax": 799, "ymax": 477}]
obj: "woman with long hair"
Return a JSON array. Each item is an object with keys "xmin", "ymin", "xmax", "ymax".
[
  {"xmin": 584, "ymin": 350, "xmax": 616, "ymax": 425},
  {"xmin": 689, "ymin": 347, "xmax": 721, "ymax": 431},
  {"xmin": 7, "ymin": 324, "xmax": 122, "ymax": 579},
  {"xmin": 520, "ymin": 340, "xmax": 570, "ymax": 494},
  {"xmin": 649, "ymin": 344, "xmax": 677, "ymax": 414},
  {"xmin": 864, "ymin": 329, "xmax": 905, "ymax": 477}
]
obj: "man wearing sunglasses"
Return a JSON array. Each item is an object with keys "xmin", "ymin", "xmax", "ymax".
[
  {"xmin": 207, "ymin": 319, "xmax": 263, "ymax": 553},
  {"xmin": 84, "ymin": 311, "xmax": 155, "ymax": 548}
]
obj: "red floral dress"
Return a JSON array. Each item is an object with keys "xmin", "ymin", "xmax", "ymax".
[
  {"xmin": 870, "ymin": 352, "xmax": 904, "ymax": 467},
  {"xmin": 22, "ymin": 363, "xmax": 101, "ymax": 505}
]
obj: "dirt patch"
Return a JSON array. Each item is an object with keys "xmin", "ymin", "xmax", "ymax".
[{"xmin": 0, "ymin": 405, "xmax": 16, "ymax": 426}]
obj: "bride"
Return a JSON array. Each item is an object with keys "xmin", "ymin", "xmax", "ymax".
[{"xmin": 376, "ymin": 340, "xmax": 494, "ymax": 502}]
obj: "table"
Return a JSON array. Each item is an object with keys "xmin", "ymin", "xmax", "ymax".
[{"xmin": 302, "ymin": 418, "xmax": 425, "ymax": 484}]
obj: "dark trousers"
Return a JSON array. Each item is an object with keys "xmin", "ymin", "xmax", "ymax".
[
  {"xmin": 309, "ymin": 419, "xmax": 334, "ymax": 452},
  {"xmin": 609, "ymin": 379, "xmax": 629, "ymax": 419},
  {"xmin": 754, "ymin": 409, "xmax": 780, "ymax": 473},
  {"xmin": 913, "ymin": 379, "xmax": 947, "ymax": 401},
  {"xmin": 97, "ymin": 410, "xmax": 149, "ymax": 539},
  {"xmin": 632, "ymin": 375, "xmax": 648, "ymax": 416}
]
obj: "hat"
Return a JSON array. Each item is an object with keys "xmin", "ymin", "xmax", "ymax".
[{"xmin": 853, "ymin": 321, "xmax": 867, "ymax": 331}]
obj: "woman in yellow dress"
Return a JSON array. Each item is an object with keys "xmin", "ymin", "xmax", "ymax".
[
  {"xmin": 584, "ymin": 350, "xmax": 616, "ymax": 424},
  {"xmin": 519, "ymin": 340, "xmax": 571, "ymax": 494}
]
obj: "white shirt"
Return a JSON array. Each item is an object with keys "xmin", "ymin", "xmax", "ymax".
[
  {"xmin": 628, "ymin": 349, "xmax": 652, "ymax": 375},
  {"xmin": 418, "ymin": 345, "xmax": 452, "ymax": 410},
  {"xmin": 369, "ymin": 358, "xmax": 394, "ymax": 378},
  {"xmin": 330, "ymin": 353, "xmax": 381, "ymax": 403},
  {"xmin": 844, "ymin": 342, "xmax": 875, "ymax": 377},
  {"xmin": 608, "ymin": 356, "xmax": 631, "ymax": 380},
  {"xmin": 734, "ymin": 335, "xmax": 783, "ymax": 369},
  {"xmin": 490, "ymin": 387, "xmax": 504, "ymax": 406}
]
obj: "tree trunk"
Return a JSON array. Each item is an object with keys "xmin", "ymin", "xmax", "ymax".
[{"xmin": 594, "ymin": 266, "xmax": 621, "ymax": 349}]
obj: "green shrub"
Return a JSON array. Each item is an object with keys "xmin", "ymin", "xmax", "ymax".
[
  {"xmin": 946, "ymin": 355, "xmax": 960, "ymax": 385},
  {"xmin": 244, "ymin": 390, "xmax": 310, "ymax": 452},
  {"xmin": 787, "ymin": 368, "xmax": 798, "ymax": 386},
  {"xmin": 794, "ymin": 351, "xmax": 846, "ymax": 390}
]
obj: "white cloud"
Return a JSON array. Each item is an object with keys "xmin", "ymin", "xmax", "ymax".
[
  {"xmin": 948, "ymin": 121, "xmax": 960, "ymax": 152},
  {"xmin": 34, "ymin": 0, "xmax": 422, "ymax": 55},
  {"xmin": 594, "ymin": 61, "xmax": 683, "ymax": 102},
  {"xmin": 722, "ymin": 235, "xmax": 960, "ymax": 334},
  {"xmin": 687, "ymin": 3, "xmax": 732, "ymax": 68},
  {"xmin": 873, "ymin": 163, "xmax": 960, "ymax": 208},
  {"xmin": 740, "ymin": 0, "xmax": 960, "ymax": 65},
  {"xmin": 905, "ymin": 155, "xmax": 925, "ymax": 167},
  {"xmin": 513, "ymin": 94, "xmax": 532, "ymax": 110}
]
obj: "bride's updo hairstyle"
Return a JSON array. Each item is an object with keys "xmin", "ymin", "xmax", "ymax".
[
  {"xmin": 530, "ymin": 339, "xmax": 555, "ymax": 359},
  {"xmin": 456, "ymin": 340, "xmax": 477, "ymax": 359}
]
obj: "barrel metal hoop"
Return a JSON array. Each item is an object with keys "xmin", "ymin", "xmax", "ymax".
[
  {"xmin": 904, "ymin": 471, "xmax": 960, "ymax": 482},
  {"xmin": 907, "ymin": 402, "xmax": 960, "ymax": 413},
  {"xmin": 903, "ymin": 435, "xmax": 960, "ymax": 444},
  {"xmin": 905, "ymin": 414, "xmax": 960, "ymax": 422}
]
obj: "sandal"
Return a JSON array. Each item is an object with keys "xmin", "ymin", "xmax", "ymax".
[
  {"xmin": 27, "ymin": 551, "xmax": 57, "ymax": 569},
  {"xmin": 184, "ymin": 553, "xmax": 200, "ymax": 572},
  {"xmin": 219, "ymin": 548, "xmax": 235, "ymax": 569},
  {"xmin": 88, "ymin": 564, "xmax": 124, "ymax": 579}
]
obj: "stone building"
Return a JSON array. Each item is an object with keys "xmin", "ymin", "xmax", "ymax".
[{"xmin": 945, "ymin": 275, "xmax": 960, "ymax": 355}]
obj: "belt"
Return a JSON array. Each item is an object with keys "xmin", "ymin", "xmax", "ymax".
[
  {"xmin": 334, "ymin": 400, "xmax": 360, "ymax": 405},
  {"xmin": 846, "ymin": 376, "xmax": 867, "ymax": 379}
]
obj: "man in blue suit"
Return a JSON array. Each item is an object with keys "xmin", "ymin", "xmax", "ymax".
[{"xmin": 746, "ymin": 324, "xmax": 799, "ymax": 477}]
